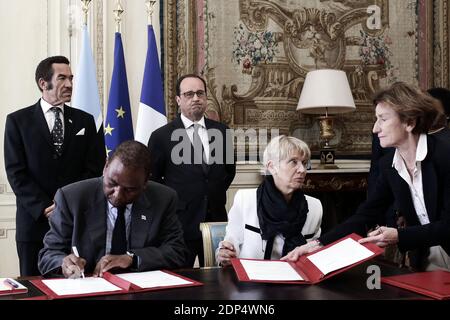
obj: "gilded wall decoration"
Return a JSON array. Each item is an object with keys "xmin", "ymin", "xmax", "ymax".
[{"xmin": 163, "ymin": 0, "xmax": 446, "ymax": 158}]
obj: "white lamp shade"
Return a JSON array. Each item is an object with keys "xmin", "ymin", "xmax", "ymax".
[{"xmin": 297, "ymin": 69, "xmax": 356, "ymax": 114}]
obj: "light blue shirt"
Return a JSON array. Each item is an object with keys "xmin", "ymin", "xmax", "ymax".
[{"xmin": 105, "ymin": 202, "xmax": 132, "ymax": 254}]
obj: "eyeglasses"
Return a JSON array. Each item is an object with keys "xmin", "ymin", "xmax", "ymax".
[
  {"xmin": 180, "ymin": 90, "xmax": 206, "ymax": 99},
  {"xmin": 306, "ymin": 159, "xmax": 312, "ymax": 170}
]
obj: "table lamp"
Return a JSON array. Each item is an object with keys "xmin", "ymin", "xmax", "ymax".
[{"xmin": 296, "ymin": 69, "xmax": 356, "ymax": 168}]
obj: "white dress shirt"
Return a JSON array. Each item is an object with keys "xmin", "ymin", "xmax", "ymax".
[
  {"xmin": 40, "ymin": 98, "xmax": 65, "ymax": 134},
  {"xmin": 180, "ymin": 113, "xmax": 210, "ymax": 163},
  {"xmin": 392, "ymin": 134, "xmax": 428, "ymax": 225}
]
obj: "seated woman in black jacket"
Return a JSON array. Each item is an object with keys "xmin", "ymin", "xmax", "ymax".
[{"xmin": 283, "ymin": 82, "xmax": 450, "ymax": 271}]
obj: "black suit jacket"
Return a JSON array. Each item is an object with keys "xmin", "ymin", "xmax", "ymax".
[
  {"xmin": 38, "ymin": 178, "xmax": 187, "ymax": 275},
  {"xmin": 4, "ymin": 100, "xmax": 105, "ymax": 242},
  {"xmin": 320, "ymin": 134, "xmax": 450, "ymax": 257},
  {"xmin": 148, "ymin": 116, "xmax": 236, "ymax": 240},
  {"xmin": 368, "ymin": 134, "xmax": 394, "ymax": 197},
  {"xmin": 432, "ymin": 126, "xmax": 450, "ymax": 141}
]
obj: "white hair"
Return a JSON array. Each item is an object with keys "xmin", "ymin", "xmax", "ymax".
[{"xmin": 262, "ymin": 135, "xmax": 311, "ymax": 173}]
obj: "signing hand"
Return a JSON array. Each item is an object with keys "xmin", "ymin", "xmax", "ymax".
[
  {"xmin": 93, "ymin": 254, "xmax": 133, "ymax": 277},
  {"xmin": 359, "ymin": 226, "xmax": 398, "ymax": 247},
  {"xmin": 217, "ymin": 241, "xmax": 236, "ymax": 267},
  {"xmin": 62, "ymin": 254, "xmax": 86, "ymax": 279},
  {"xmin": 44, "ymin": 203, "xmax": 55, "ymax": 219}
]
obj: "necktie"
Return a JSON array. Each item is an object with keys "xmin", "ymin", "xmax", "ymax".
[
  {"xmin": 192, "ymin": 124, "xmax": 204, "ymax": 164},
  {"xmin": 192, "ymin": 124, "xmax": 209, "ymax": 174},
  {"xmin": 51, "ymin": 107, "xmax": 63, "ymax": 156},
  {"xmin": 110, "ymin": 206, "xmax": 127, "ymax": 255}
]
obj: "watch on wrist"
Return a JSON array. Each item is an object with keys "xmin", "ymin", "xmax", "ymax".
[{"xmin": 126, "ymin": 251, "xmax": 137, "ymax": 268}]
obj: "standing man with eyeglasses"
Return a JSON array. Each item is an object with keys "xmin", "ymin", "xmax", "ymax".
[
  {"xmin": 4, "ymin": 56, "xmax": 105, "ymax": 276},
  {"xmin": 148, "ymin": 74, "xmax": 236, "ymax": 267}
]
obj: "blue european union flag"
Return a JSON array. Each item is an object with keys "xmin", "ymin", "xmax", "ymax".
[{"xmin": 105, "ymin": 32, "xmax": 133, "ymax": 156}]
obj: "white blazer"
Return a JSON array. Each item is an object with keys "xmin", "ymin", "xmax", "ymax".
[{"xmin": 217, "ymin": 188, "xmax": 322, "ymax": 262}]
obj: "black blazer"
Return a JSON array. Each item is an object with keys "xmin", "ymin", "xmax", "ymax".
[
  {"xmin": 320, "ymin": 134, "xmax": 450, "ymax": 256},
  {"xmin": 148, "ymin": 116, "xmax": 236, "ymax": 240},
  {"xmin": 4, "ymin": 100, "xmax": 105, "ymax": 242},
  {"xmin": 368, "ymin": 134, "xmax": 394, "ymax": 197}
]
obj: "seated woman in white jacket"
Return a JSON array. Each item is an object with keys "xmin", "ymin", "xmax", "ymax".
[{"xmin": 216, "ymin": 135, "xmax": 322, "ymax": 267}]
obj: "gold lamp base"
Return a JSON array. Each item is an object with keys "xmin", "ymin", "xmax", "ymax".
[{"xmin": 318, "ymin": 115, "xmax": 338, "ymax": 169}]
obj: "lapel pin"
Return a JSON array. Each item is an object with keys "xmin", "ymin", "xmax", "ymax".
[
  {"xmin": 141, "ymin": 215, "xmax": 147, "ymax": 221},
  {"xmin": 68, "ymin": 119, "xmax": 73, "ymax": 123}
]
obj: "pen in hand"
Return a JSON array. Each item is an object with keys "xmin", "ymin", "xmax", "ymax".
[{"xmin": 71, "ymin": 246, "xmax": 85, "ymax": 279}]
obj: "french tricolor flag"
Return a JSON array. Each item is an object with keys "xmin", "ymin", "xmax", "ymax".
[{"xmin": 135, "ymin": 25, "xmax": 166, "ymax": 145}]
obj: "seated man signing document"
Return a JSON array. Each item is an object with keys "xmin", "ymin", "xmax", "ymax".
[{"xmin": 38, "ymin": 141, "xmax": 187, "ymax": 278}]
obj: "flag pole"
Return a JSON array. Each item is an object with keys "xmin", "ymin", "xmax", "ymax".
[
  {"xmin": 81, "ymin": 0, "xmax": 92, "ymax": 26},
  {"xmin": 113, "ymin": 1, "xmax": 124, "ymax": 33},
  {"xmin": 145, "ymin": 0, "xmax": 157, "ymax": 26}
]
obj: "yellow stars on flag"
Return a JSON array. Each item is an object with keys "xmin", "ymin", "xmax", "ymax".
[
  {"xmin": 106, "ymin": 146, "xmax": 112, "ymax": 156},
  {"xmin": 104, "ymin": 123, "xmax": 115, "ymax": 136},
  {"xmin": 115, "ymin": 106, "xmax": 126, "ymax": 118},
  {"xmin": 104, "ymin": 107, "xmax": 126, "ymax": 137}
]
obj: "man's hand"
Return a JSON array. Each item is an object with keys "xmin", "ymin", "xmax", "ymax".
[
  {"xmin": 281, "ymin": 240, "xmax": 322, "ymax": 262},
  {"xmin": 359, "ymin": 226, "xmax": 398, "ymax": 248},
  {"xmin": 93, "ymin": 254, "xmax": 133, "ymax": 277},
  {"xmin": 44, "ymin": 203, "xmax": 55, "ymax": 219},
  {"xmin": 62, "ymin": 254, "xmax": 86, "ymax": 279},
  {"xmin": 217, "ymin": 241, "xmax": 236, "ymax": 267}
]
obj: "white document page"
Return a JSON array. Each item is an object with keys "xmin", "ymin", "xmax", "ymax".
[
  {"xmin": 116, "ymin": 270, "xmax": 192, "ymax": 288},
  {"xmin": 240, "ymin": 260, "xmax": 304, "ymax": 281},
  {"xmin": 307, "ymin": 238, "xmax": 374, "ymax": 275},
  {"xmin": 42, "ymin": 277, "xmax": 122, "ymax": 296}
]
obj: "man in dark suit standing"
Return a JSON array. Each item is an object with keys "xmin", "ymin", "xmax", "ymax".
[
  {"xmin": 4, "ymin": 56, "xmax": 105, "ymax": 276},
  {"xmin": 148, "ymin": 74, "xmax": 236, "ymax": 267},
  {"xmin": 38, "ymin": 141, "xmax": 187, "ymax": 277}
]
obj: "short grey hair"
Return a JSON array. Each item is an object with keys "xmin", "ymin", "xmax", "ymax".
[{"xmin": 262, "ymin": 135, "xmax": 311, "ymax": 170}]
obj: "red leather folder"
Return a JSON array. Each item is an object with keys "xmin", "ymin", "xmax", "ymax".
[
  {"xmin": 0, "ymin": 278, "xmax": 28, "ymax": 296},
  {"xmin": 381, "ymin": 270, "xmax": 450, "ymax": 300},
  {"xmin": 231, "ymin": 233, "xmax": 384, "ymax": 284},
  {"xmin": 0, "ymin": 288, "xmax": 28, "ymax": 296},
  {"xmin": 30, "ymin": 270, "xmax": 202, "ymax": 300}
]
